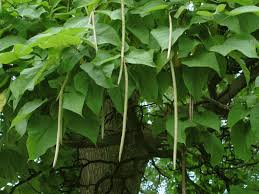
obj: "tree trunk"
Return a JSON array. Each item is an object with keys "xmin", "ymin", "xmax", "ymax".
[
  {"xmin": 79, "ymin": 145, "xmax": 148, "ymax": 194},
  {"xmin": 79, "ymin": 100, "xmax": 150, "ymax": 194}
]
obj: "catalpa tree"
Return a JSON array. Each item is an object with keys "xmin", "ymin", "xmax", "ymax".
[{"xmin": 0, "ymin": 0, "xmax": 259, "ymax": 193}]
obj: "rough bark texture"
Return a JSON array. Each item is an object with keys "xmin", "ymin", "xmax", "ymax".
[
  {"xmin": 79, "ymin": 100, "xmax": 150, "ymax": 194},
  {"xmin": 79, "ymin": 145, "xmax": 148, "ymax": 194}
]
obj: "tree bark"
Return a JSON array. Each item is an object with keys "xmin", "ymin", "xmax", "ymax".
[
  {"xmin": 79, "ymin": 100, "xmax": 150, "ymax": 194},
  {"xmin": 79, "ymin": 145, "xmax": 148, "ymax": 194}
]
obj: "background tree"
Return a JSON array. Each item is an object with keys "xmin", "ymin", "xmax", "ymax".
[{"xmin": 0, "ymin": 0, "xmax": 259, "ymax": 193}]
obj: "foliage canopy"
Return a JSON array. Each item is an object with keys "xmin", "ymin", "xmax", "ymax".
[{"xmin": 0, "ymin": 0, "xmax": 259, "ymax": 193}]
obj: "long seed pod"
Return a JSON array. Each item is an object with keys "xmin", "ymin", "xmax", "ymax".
[
  {"xmin": 167, "ymin": 13, "xmax": 173, "ymax": 60},
  {"xmin": 189, "ymin": 95, "xmax": 193, "ymax": 121},
  {"xmin": 88, "ymin": 11, "xmax": 93, "ymax": 25},
  {"xmin": 91, "ymin": 10, "xmax": 98, "ymax": 52},
  {"xmin": 117, "ymin": 0, "xmax": 126, "ymax": 85},
  {"xmin": 53, "ymin": 74, "xmax": 69, "ymax": 168},
  {"xmin": 167, "ymin": 14, "xmax": 179, "ymax": 169},
  {"xmin": 181, "ymin": 147, "xmax": 186, "ymax": 194},
  {"xmin": 101, "ymin": 101, "xmax": 105, "ymax": 139},
  {"xmin": 170, "ymin": 60, "xmax": 178, "ymax": 170},
  {"xmin": 118, "ymin": 62, "xmax": 128, "ymax": 161}
]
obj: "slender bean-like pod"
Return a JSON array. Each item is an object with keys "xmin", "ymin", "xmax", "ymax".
[
  {"xmin": 189, "ymin": 96, "xmax": 193, "ymax": 121},
  {"xmin": 181, "ymin": 148, "xmax": 186, "ymax": 194},
  {"xmin": 118, "ymin": 62, "xmax": 128, "ymax": 161},
  {"xmin": 53, "ymin": 74, "xmax": 69, "ymax": 168},
  {"xmin": 170, "ymin": 60, "xmax": 178, "ymax": 170},
  {"xmin": 91, "ymin": 10, "xmax": 98, "ymax": 52},
  {"xmin": 167, "ymin": 14, "xmax": 179, "ymax": 169},
  {"xmin": 167, "ymin": 14, "xmax": 173, "ymax": 60},
  {"xmin": 117, "ymin": 0, "xmax": 126, "ymax": 85},
  {"xmin": 101, "ymin": 103, "xmax": 105, "ymax": 139}
]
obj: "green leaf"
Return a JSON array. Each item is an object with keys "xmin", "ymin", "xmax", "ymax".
[
  {"xmin": 125, "ymin": 48, "xmax": 155, "ymax": 67},
  {"xmin": 97, "ymin": 9, "xmax": 125, "ymax": 20},
  {"xmin": 155, "ymin": 51, "xmax": 169, "ymax": 73},
  {"xmin": 230, "ymin": 121, "xmax": 253, "ymax": 160},
  {"xmin": 0, "ymin": 36, "xmax": 26, "ymax": 52},
  {"xmin": 256, "ymin": 76, "xmax": 259, "ymax": 87},
  {"xmin": 0, "ymin": 90, "xmax": 9, "ymax": 112},
  {"xmin": 131, "ymin": 66, "xmax": 158, "ymax": 101},
  {"xmin": 131, "ymin": 0, "xmax": 168, "ymax": 17},
  {"xmin": 210, "ymin": 34, "xmax": 258, "ymax": 58},
  {"xmin": 65, "ymin": 111, "xmax": 100, "ymax": 143},
  {"xmin": 246, "ymin": 95, "xmax": 257, "ymax": 108},
  {"xmin": 151, "ymin": 26, "xmax": 188, "ymax": 50},
  {"xmin": 229, "ymin": 5, "xmax": 259, "ymax": 15},
  {"xmin": 228, "ymin": 103, "xmax": 249, "ymax": 128},
  {"xmin": 216, "ymin": 4, "xmax": 226, "ymax": 12},
  {"xmin": 196, "ymin": 11, "xmax": 214, "ymax": 17},
  {"xmin": 127, "ymin": 25, "xmax": 150, "ymax": 45},
  {"xmin": 73, "ymin": 71, "xmax": 89, "ymax": 95},
  {"xmin": 230, "ymin": 52, "xmax": 250, "ymax": 84},
  {"xmin": 64, "ymin": 16, "xmax": 92, "ymax": 28},
  {"xmin": 0, "ymin": 149, "xmax": 27, "ymax": 179},
  {"xmin": 230, "ymin": 186, "xmax": 259, "ymax": 194},
  {"xmin": 214, "ymin": 14, "xmax": 240, "ymax": 33},
  {"xmin": 178, "ymin": 36, "xmax": 200, "ymax": 58},
  {"xmin": 0, "ymin": 44, "xmax": 32, "ymax": 64},
  {"xmin": 63, "ymin": 91, "xmax": 85, "ymax": 116},
  {"xmin": 11, "ymin": 99, "xmax": 46, "ymax": 136},
  {"xmin": 203, "ymin": 133, "xmax": 224, "ymax": 165},
  {"xmin": 249, "ymin": 103, "xmax": 259, "ymax": 138},
  {"xmin": 16, "ymin": 4, "xmax": 46, "ymax": 19},
  {"xmin": 29, "ymin": 27, "xmax": 85, "ymax": 48},
  {"xmin": 86, "ymin": 82, "xmax": 104, "ymax": 115},
  {"xmin": 59, "ymin": 48, "xmax": 83, "ymax": 73},
  {"xmin": 166, "ymin": 117, "xmax": 196, "ymax": 144},
  {"xmin": 27, "ymin": 115, "xmax": 57, "ymax": 160},
  {"xmin": 73, "ymin": 0, "xmax": 101, "ymax": 8},
  {"xmin": 183, "ymin": 67, "xmax": 209, "ymax": 100},
  {"xmin": 10, "ymin": 50, "xmax": 60, "ymax": 100},
  {"xmin": 238, "ymin": 13, "xmax": 259, "ymax": 33},
  {"xmin": 193, "ymin": 110, "xmax": 221, "ymax": 132},
  {"xmin": 93, "ymin": 23, "xmax": 121, "ymax": 46},
  {"xmin": 182, "ymin": 52, "xmax": 221, "ymax": 75},
  {"xmin": 108, "ymin": 76, "xmax": 136, "ymax": 113},
  {"xmin": 80, "ymin": 62, "xmax": 115, "ymax": 88}
]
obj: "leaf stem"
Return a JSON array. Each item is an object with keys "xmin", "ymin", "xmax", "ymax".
[
  {"xmin": 117, "ymin": 0, "xmax": 125, "ymax": 85},
  {"xmin": 53, "ymin": 74, "xmax": 69, "ymax": 168},
  {"xmin": 119, "ymin": 62, "xmax": 128, "ymax": 161}
]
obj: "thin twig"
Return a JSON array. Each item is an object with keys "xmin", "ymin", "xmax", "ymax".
[
  {"xmin": 119, "ymin": 62, "xmax": 128, "ymax": 161},
  {"xmin": 117, "ymin": 0, "xmax": 125, "ymax": 85},
  {"xmin": 53, "ymin": 74, "xmax": 69, "ymax": 168}
]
